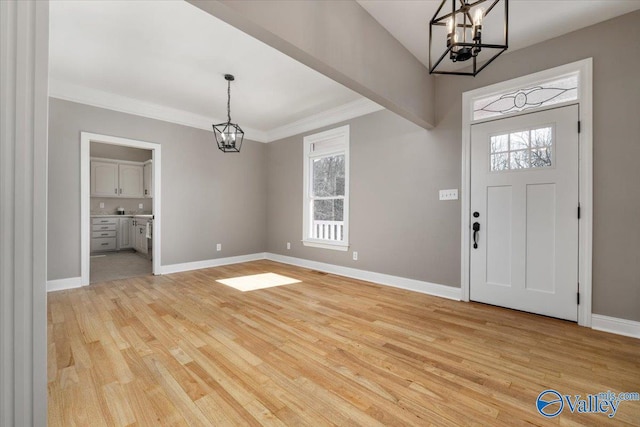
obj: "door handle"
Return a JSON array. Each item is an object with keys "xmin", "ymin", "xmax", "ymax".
[{"xmin": 472, "ymin": 222, "xmax": 480, "ymax": 249}]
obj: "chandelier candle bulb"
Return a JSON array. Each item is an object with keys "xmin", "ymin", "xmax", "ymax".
[
  {"xmin": 452, "ymin": 30, "xmax": 461, "ymax": 58},
  {"xmin": 473, "ymin": 7, "xmax": 483, "ymax": 41},
  {"xmin": 473, "ymin": 7, "xmax": 484, "ymax": 26}
]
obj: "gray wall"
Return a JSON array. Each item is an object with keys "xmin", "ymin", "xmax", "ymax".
[
  {"xmin": 48, "ymin": 98, "xmax": 267, "ymax": 280},
  {"xmin": 91, "ymin": 141, "xmax": 152, "ymax": 162},
  {"xmin": 434, "ymin": 10, "xmax": 640, "ymax": 322},
  {"xmin": 266, "ymin": 11, "xmax": 640, "ymax": 322},
  {"xmin": 48, "ymin": 11, "xmax": 640, "ymax": 323},
  {"xmin": 267, "ymin": 109, "xmax": 461, "ymax": 287}
]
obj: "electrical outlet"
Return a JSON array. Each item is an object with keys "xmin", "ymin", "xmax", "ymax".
[
  {"xmin": 439, "ymin": 189, "xmax": 459, "ymax": 200},
  {"xmin": 352, "ymin": 251, "xmax": 358, "ymax": 261},
  {"xmin": 138, "ymin": 203, "xmax": 144, "ymax": 209},
  {"xmin": 286, "ymin": 242, "xmax": 291, "ymax": 250},
  {"xmin": 99, "ymin": 202, "xmax": 104, "ymax": 209},
  {"xmin": 216, "ymin": 243, "xmax": 222, "ymax": 251}
]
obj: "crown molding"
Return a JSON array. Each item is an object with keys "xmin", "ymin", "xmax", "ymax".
[
  {"xmin": 265, "ymin": 98, "xmax": 384, "ymax": 142},
  {"xmin": 48, "ymin": 79, "xmax": 270, "ymax": 142},
  {"xmin": 49, "ymin": 79, "xmax": 384, "ymax": 144}
]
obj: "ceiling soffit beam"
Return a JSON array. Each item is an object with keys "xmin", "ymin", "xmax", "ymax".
[{"xmin": 188, "ymin": 0, "xmax": 436, "ymax": 130}]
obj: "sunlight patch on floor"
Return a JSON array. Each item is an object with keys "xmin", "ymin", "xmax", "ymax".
[{"xmin": 216, "ymin": 272, "xmax": 301, "ymax": 292}]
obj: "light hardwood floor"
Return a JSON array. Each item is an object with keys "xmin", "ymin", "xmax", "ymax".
[{"xmin": 48, "ymin": 260, "xmax": 640, "ymax": 426}]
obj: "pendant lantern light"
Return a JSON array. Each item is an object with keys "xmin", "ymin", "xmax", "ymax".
[
  {"xmin": 213, "ymin": 74, "xmax": 244, "ymax": 153},
  {"xmin": 429, "ymin": 0, "xmax": 508, "ymax": 76}
]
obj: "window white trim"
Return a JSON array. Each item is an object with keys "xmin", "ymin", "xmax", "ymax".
[
  {"xmin": 302, "ymin": 125, "xmax": 350, "ymax": 251},
  {"xmin": 461, "ymin": 58, "xmax": 593, "ymax": 327},
  {"xmin": 302, "ymin": 239, "xmax": 349, "ymax": 251},
  {"xmin": 81, "ymin": 132, "xmax": 162, "ymax": 285}
]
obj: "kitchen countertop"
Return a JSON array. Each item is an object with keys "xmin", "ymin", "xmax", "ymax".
[{"xmin": 91, "ymin": 214, "xmax": 153, "ymax": 218}]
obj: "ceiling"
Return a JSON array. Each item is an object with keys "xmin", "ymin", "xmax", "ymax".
[
  {"xmin": 357, "ymin": 0, "xmax": 640, "ymax": 69},
  {"xmin": 49, "ymin": 0, "xmax": 379, "ymax": 142},
  {"xmin": 50, "ymin": 1, "xmax": 640, "ymax": 142}
]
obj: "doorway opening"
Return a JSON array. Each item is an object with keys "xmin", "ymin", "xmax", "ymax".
[{"xmin": 81, "ymin": 132, "xmax": 162, "ymax": 285}]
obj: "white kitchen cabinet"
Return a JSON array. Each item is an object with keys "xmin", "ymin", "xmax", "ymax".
[
  {"xmin": 91, "ymin": 159, "xmax": 144, "ymax": 198},
  {"xmin": 129, "ymin": 219, "xmax": 136, "ymax": 247},
  {"xmin": 119, "ymin": 164, "xmax": 144, "ymax": 198},
  {"xmin": 134, "ymin": 221, "xmax": 148, "ymax": 255},
  {"xmin": 90, "ymin": 217, "xmax": 117, "ymax": 253},
  {"xmin": 118, "ymin": 217, "xmax": 133, "ymax": 249},
  {"xmin": 91, "ymin": 238, "xmax": 116, "ymax": 252},
  {"xmin": 91, "ymin": 161, "xmax": 119, "ymax": 197},
  {"xmin": 143, "ymin": 161, "xmax": 153, "ymax": 198}
]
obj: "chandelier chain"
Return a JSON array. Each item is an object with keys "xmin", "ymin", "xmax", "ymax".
[{"xmin": 227, "ymin": 79, "xmax": 231, "ymax": 123}]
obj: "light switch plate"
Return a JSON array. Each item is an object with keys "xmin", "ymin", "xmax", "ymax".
[{"xmin": 439, "ymin": 189, "xmax": 459, "ymax": 200}]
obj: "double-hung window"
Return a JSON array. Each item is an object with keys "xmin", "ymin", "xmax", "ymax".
[{"xmin": 302, "ymin": 125, "xmax": 349, "ymax": 251}]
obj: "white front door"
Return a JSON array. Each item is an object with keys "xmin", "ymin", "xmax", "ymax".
[{"xmin": 470, "ymin": 105, "xmax": 579, "ymax": 321}]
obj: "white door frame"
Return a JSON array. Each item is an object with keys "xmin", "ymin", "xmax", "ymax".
[
  {"xmin": 80, "ymin": 132, "xmax": 162, "ymax": 285},
  {"xmin": 461, "ymin": 58, "xmax": 593, "ymax": 326}
]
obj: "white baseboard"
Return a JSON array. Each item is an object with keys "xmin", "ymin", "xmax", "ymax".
[
  {"xmin": 160, "ymin": 253, "xmax": 267, "ymax": 275},
  {"xmin": 48, "ymin": 252, "xmax": 462, "ymax": 302},
  {"xmin": 47, "ymin": 277, "xmax": 83, "ymax": 292},
  {"xmin": 48, "ymin": 256, "xmax": 638, "ymax": 340},
  {"xmin": 592, "ymin": 314, "xmax": 640, "ymax": 339},
  {"xmin": 265, "ymin": 253, "xmax": 462, "ymax": 301}
]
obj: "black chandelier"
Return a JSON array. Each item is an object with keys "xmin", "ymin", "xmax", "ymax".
[
  {"xmin": 429, "ymin": 0, "xmax": 508, "ymax": 76},
  {"xmin": 213, "ymin": 74, "xmax": 244, "ymax": 153}
]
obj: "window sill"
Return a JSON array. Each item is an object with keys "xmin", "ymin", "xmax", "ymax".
[{"xmin": 302, "ymin": 240, "xmax": 349, "ymax": 252}]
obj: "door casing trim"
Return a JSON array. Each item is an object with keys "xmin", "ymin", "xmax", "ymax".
[{"xmin": 461, "ymin": 58, "xmax": 593, "ymax": 326}]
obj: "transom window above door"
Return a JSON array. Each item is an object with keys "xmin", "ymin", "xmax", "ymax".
[
  {"xmin": 473, "ymin": 72, "xmax": 578, "ymax": 121},
  {"xmin": 490, "ymin": 126, "xmax": 554, "ymax": 172}
]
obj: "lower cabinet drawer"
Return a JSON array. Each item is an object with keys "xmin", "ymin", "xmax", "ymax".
[
  {"xmin": 92, "ymin": 231, "xmax": 116, "ymax": 238},
  {"xmin": 91, "ymin": 237, "xmax": 116, "ymax": 251},
  {"xmin": 92, "ymin": 218, "xmax": 117, "ymax": 225},
  {"xmin": 92, "ymin": 224, "xmax": 117, "ymax": 231}
]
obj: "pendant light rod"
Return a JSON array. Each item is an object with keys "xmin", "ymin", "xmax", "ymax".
[{"xmin": 224, "ymin": 74, "xmax": 234, "ymax": 123}]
